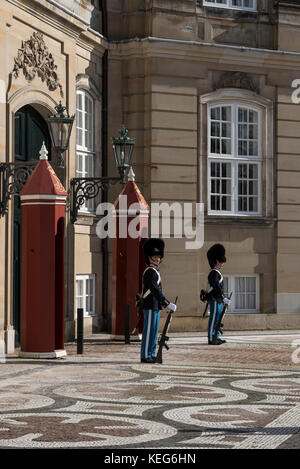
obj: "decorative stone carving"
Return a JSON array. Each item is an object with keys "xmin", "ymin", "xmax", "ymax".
[
  {"xmin": 216, "ymin": 71, "xmax": 258, "ymax": 93},
  {"xmin": 12, "ymin": 32, "xmax": 63, "ymax": 96}
]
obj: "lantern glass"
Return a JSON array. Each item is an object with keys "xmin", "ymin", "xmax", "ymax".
[
  {"xmin": 47, "ymin": 102, "xmax": 75, "ymax": 167},
  {"xmin": 112, "ymin": 125, "xmax": 135, "ymax": 182},
  {"xmin": 112, "ymin": 143, "xmax": 134, "ymax": 169},
  {"xmin": 48, "ymin": 120, "xmax": 73, "ymax": 151}
]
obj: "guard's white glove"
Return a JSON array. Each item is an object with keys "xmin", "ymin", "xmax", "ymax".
[
  {"xmin": 223, "ymin": 297, "xmax": 231, "ymax": 305},
  {"xmin": 167, "ymin": 302, "xmax": 177, "ymax": 312}
]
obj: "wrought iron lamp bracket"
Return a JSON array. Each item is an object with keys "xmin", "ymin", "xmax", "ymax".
[
  {"xmin": 69, "ymin": 176, "xmax": 121, "ymax": 224},
  {"xmin": 0, "ymin": 161, "xmax": 38, "ymax": 217}
]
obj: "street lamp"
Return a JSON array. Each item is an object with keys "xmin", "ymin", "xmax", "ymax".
[
  {"xmin": 70, "ymin": 125, "xmax": 135, "ymax": 223},
  {"xmin": 0, "ymin": 117, "xmax": 135, "ymax": 221},
  {"xmin": 47, "ymin": 101, "xmax": 75, "ymax": 168},
  {"xmin": 112, "ymin": 124, "xmax": 136, "ymax": 183}
]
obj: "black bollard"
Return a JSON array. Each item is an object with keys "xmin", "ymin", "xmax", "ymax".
[
  {"xmin": 125, "ymin": 304, "xmax": 130, "ymax": 344},
  {"xmin": 77, "ymin": 308, "xmax": 84, "ymax": 354}
]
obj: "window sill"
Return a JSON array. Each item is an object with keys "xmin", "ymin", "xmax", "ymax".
[
  {"xmin": 205, "ymin": 215, "xmax": 276, "ymax": 227},
  {"xmin": 198, "ymin": 3, "xmax": 258, "ymax": 16}
]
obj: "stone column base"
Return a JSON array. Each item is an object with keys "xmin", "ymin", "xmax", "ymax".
[
  {"xmin": 110, "ymin": 334, "xmax": 142, "ymax": 341},
  {"xmin": 19, "ymin": 349, "xmax": 67, "ymax": 359},
  {"xmin": 5, "ymin": 327, "xmax": 15, "ymax": 354}
]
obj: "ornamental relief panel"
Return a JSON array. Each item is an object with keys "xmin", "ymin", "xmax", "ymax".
[
  {"xmin": 215, "ymin": 71, "xmax": 258, "ymax": 93},
  {"xmin": 12, "ymin": 32, "xmax": 63, "ymax": 96}
]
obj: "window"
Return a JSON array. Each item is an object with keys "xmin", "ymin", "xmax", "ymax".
[
  {"xmin": 76, "ymin": 275, "xmax": 95, "ymax": 316},
  {"xmin": 203, "ymin": 0, "xmax": 256, "ymax": 11},
  {"xmin": 223, "ymin": 275, "xmax": 259, "ymax": 313},
  {"xmin": 208, "ymin": 103, "xmax": 262, "ymax": 215},
  {"xmin": 76, "ymin": 90, "xmax": 95, "ymax": 212}
]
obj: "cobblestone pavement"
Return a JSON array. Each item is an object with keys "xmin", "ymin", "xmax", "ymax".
[{"xmin": 1, "ymin": 331, "xmax": 300, "ymax": 450}]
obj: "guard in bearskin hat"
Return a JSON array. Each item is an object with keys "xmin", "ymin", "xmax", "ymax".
[
  {"xmin": 206, "ymin": 244, "xmax": 230, "ymax": 345},
  {"xmin": 139, "ymin": 238, "xmax": 176, "ymax": 363}
]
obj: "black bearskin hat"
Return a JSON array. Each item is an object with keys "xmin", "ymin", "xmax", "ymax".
[
  {"xmin": 143, "ymin": 238, "xmax": 165, "ymax": 265},
  {"xmin": 207, "ymin": 244, "xmax": 226, "ymax": 269}
]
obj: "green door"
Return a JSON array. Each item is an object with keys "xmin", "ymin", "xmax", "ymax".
[{"xmin": 13, "ymin": 105, "xmax": 51, "ymax": 346}]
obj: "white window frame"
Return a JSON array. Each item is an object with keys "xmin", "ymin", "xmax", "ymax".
[
  {"xmin": 76, "ymin": 274, "xmax": 96, "ymax": 317},
  {"xmin": 208, "ymin": 102, "xmax": 262, "ymax": 216},
  {"xmin": 203, "ymin": 0, "xmax": 256, "ymax": 12},
  {"xmin": 76, "ymin": 89, "xmax": 94, "ymax": 152},
  {"xmin": 223, "ymin": 275, "xmax": 260, "ymax": 313},
  {"xmin": 76, "ymin": 89, "xmax": 95, "ymax": 213}
]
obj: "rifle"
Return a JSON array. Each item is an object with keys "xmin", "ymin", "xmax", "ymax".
[
  {"xmin": 155, "ymin": 296, "xmax": 178, "ymax": 364},
  {"xmin": 212, "ymin": 292, "xmax": 232, "ymax": 343},
  {"xmin": 202, "ymin": 301, "xmax": 209, "ymax": 319},
  {"xmin": 131, "ymin": 312, "xmax": 143, "ymax": 335}
]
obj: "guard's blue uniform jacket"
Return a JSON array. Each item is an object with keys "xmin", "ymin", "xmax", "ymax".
[
  {"xmin": 208, "ymin": 269, "xmax": 225, "ymax": 303},
  {"xmin": 142, "ymin": 266, "xmax": 169, "ymax": 310},
  {"xmin": 207, "ymin": 269, "xmax": 225, "ymax": 342},
  {"xmin": 141, "ymin": 265, "xmax": 170, "ymax": 360}
]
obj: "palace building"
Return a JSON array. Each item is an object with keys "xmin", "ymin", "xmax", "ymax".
[{"xmin": 1, "ymin": 0, "xmax": 300, "ymax": 354}]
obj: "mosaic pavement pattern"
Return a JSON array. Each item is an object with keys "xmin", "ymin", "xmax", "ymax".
[{"xmin": 1, "ymin": 335, "xmax": 300, "ymax": 449}]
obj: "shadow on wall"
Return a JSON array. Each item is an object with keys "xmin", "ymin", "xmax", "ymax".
[
  {"xmin": 71, "ymin": 0, "xmax": 110, "ymax": 334},
  {"xmin": 198, "ymin": 1, "xmax": 275, "ymax": 50},
  {"xmin": 54, "ymin": 0, "xmax": 103, "ymax": 34}
]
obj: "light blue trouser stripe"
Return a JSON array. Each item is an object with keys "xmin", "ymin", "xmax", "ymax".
[
  {"xmin": 141, "ymin": 309, "xmax": 160, "ymax": 359},
  {"xmin": 208, "ymin": 300, "xmax": 223, "ymax": 341}
]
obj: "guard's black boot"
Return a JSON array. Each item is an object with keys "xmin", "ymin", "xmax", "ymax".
[{"xmin": 208, "ymin": 338, "xmax": 223, "ymax": 345}]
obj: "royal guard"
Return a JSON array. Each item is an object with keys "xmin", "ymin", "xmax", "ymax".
[
  {"xmin": 140, "ymin": 238, "xmax": 176, "ymax": 363},
  {"xmin": 206, "ymin": 244, "xmax": 231, "ymax": 345}
]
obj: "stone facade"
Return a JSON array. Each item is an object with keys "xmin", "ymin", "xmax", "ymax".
[{"xmin": 1, "ymin": 0, "xmax": 300, "ymax": 353}]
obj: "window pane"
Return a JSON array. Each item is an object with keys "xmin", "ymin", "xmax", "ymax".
[
  {"xmin": 238, "ymin": 140, "xmax": 248, "ymax": 156},
  {"xmin": 237, "ymin": 107, "xmax": 259, "ymax": 157},
  {"xmin": 211, "ymin": 195, "xmax": 220, "ymax": 211},
  {"xmin": 76, "ymin": 91, "xmax": 94, "ymax": 151},
  {"xmin": 221, "ymin": 163, "xmax": 230, "ymax": 178},
  {"xmin": 211, "ymin": 122, "xmax": 220, "ymax": 137},
  {"xmin": 246, "ymin": 277, "xmax": 256, "ymax": 292},
  {"xmin": 210, "ymin": 106, "xmax": 232, "ymax": 156},
  {"xmin": 222, "ymin": 106, "xmax": 231, "ymax": 121},
  {"xmin": 249, "ymin": 164, "xmax": 258, "ymax": 179},
  {"xmin": 211, "ymin": 162, "xmax": 219, "ymax": 178},
  {"xmin": 76, "ymin": 276, "xmax": 95, "ymax": 315},
  {"xmin": 249, "ymin": 197, "xmax": 258, "ymax": 212},
  {"xmin": 249, "ymin": 141, "xmax": 258, "ymax": 156},
  {"xmin": 76, "ymin": 279, "xmax": 84, "ymax": 310},
  {"xmin": 76, "ymin": 279, "xmax": 83, "ymax": 296},
  {"xmin": 76, "ymin": 153, "xmax": 95, "ymax": 211},
  {"xmin": 238, "ymin": 163, "xmax": 259, "ymax": 213},
  {"xmin": 210, "ymin": 161, "xmax": 232, "ymax": 212},
  {"xmin": 211, "ymin": 107, "xmax": 220, "ymax": 120},
  {"xmin": 222, "ymin": 123, "xmax": 231, "ymax": 137},
  {"xmin": 235, "ymin": 276, "xmax": 257, "ymax": 310},
  {"xmin": 221, "ymin": 196, "xmax": 231, "ymax": 211},
  {"xmin": 211, "ymin": 138, "xmax": 220, "ymax": 154},
  {"xmin": 238, "ymin": 108, "xmax": 247, "ymax": 123},
  {"xmin": 248, "ymin": 109, "xmax": 258, "ymax": 123},
  {"xmin": 221, "ymin": 139, "xmax": 231, "ymax": 154},
  {"xmin": 223, "ymin": 277, "xmax": 229, "ymax": 298},
  {"xmin": 238, "ymin": 124, "xmax": 244, "ymax": 140}
]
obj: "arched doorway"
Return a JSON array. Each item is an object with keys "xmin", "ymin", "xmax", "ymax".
[{"xmin": 13, "ymin": 105, "xmax": 51, "ymax": 346}]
